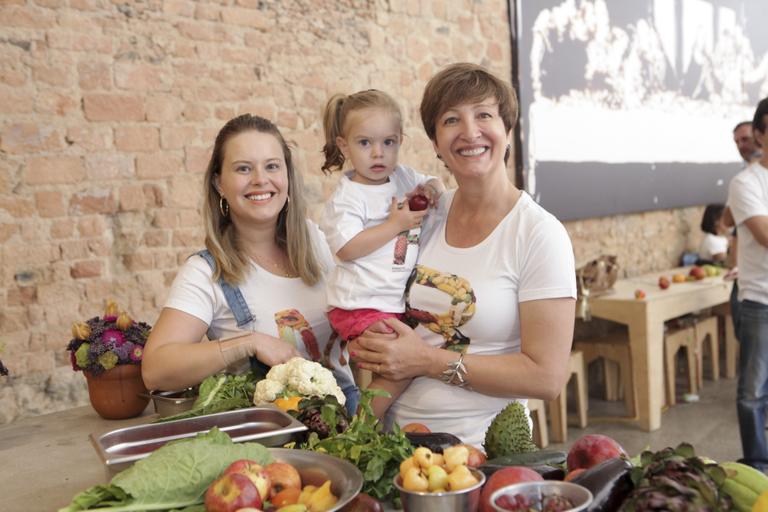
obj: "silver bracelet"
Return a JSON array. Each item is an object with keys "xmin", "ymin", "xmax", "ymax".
[{"xmin": 441, "ymin": 352, "xmax": 469, "ymax": 388}]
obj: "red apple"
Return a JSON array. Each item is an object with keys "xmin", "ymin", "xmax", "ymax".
[
  {"xmin": 263, "ymin": 461, "xmax": 302, "ymax": 498},
  {"xmin": 463, "ymin": 444, "xmax": 487, "ymax": 468},
  {"xmin": 479, "ymin": 466, "xmax": 542, "ymax": 512},
  {"xmin": 401, "ymin": 422, "xmax": 431, "ymax": 433},
  {"xmin": 204, "ymin": 473, "xmax": 262, "ymax": 512},
  {"xmin": 566, "ymin": 434, "xmax": 626, "ymax": 472},
  {"xmin": 222, "ymin": 459, "xmax": 270, "ymax": 501},
  {"xmin": 408, "ymin": 194, "xmax": 429, "ymax": 211},
  {"xmin": 658, "ymin": 276, "xmax": 670, "ymax": 290},
  {"xmin": 634, "ymin": 289, "xmax": 646, "ymax": 299},
  {"xmin": 689, "ymin": 266, "xmax": 706, "ymax": 280}
]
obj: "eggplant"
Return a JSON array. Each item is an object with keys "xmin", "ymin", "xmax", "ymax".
[
  {"xmin": 570, "ymin": 457, "xmax": 634, "ymax": 512},
  {"xmin": 404, "ymin": 432, "xmax": 463, "ymax": 453}
]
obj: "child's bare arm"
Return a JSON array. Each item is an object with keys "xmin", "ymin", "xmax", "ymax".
[
  {"xmin": 367, "ymin": 376, "xmax": 412, "ymax": 419},
  {"xmin": 336, "ymin": 197, "xmax": 427, "ymax": 261}
]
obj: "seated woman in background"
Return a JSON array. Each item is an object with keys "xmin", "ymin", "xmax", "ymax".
[
  {"xmin": 142, "ymin": 114, "xmax": 358, "ymax": 412},
  {"xmin": 349, "ymin": 63, "xmax": 577, "ymax": 447},
  {"xmin": 699, "ymin": 203, "xmax": 729, "ymax": 264}
]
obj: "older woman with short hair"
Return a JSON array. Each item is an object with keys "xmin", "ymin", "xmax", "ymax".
[{"xmin": 351, "ymin": 63, "xmax": 576, "ymax": 447}]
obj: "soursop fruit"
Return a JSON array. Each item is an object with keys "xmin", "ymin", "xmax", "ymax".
[{"xmin": 483, "ymin": 401, "xmax": 538, "ymax": 459}]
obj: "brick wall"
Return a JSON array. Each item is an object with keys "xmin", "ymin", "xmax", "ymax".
[{"xmin": 0, "ymin": 0, "xmax": 704, "ymax": 423}]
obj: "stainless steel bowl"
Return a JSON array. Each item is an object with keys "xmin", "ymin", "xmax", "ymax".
[
  {"xmin": 269, "ymin": 448, "xmax": 363, "ymax": 512},
  {"xmin": 394, "ymin": 467, "xmax": 486, "ymax": 512},
  {"xmin": 490, "ymin": 480, "xmax": 593, "ymax": 512},
  {"xmin": 141, "ymin": 389, "xmax": 197, "ymax": 417}
]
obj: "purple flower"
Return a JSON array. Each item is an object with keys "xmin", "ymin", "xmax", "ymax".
[
  {"xmin": 101, "ymin": 329, "xmax": 125, "ymax": 347},
  {"xmin": 113, "ymin": 341, "xmax": 134, "ymax": 362}
]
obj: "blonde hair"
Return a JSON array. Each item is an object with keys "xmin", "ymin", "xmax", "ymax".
[
  {"xmin": 321, "ymin": 89, "xmax": 403, "ymax": 174},
  {"xmin": 202, "ymin": 114, "xmax": 322, "ymax": 286}
]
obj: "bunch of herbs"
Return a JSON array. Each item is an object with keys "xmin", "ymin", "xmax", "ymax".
[{"xmin": 300, "ymin": 389, "xmax": 413, "ymax": 506}]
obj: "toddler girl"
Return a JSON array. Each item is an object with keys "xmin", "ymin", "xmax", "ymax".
[{"xmin": 319, "ymin": 89, "xmax": 444, "ymax": 417}]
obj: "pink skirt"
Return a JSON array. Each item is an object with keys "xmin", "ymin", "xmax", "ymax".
[{"xmin": 327, "ymin": 307, "xmax": 404, "ymax": 341}]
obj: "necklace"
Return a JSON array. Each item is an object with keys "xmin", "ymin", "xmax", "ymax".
[{"xmin": 252, "ymin": 252, "xmax": 297, "ymax": 278}]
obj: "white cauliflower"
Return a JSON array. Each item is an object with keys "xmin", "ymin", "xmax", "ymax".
[
  {"xmin": 252, "ymin": 357, "xmax": 346, "ymax": 406},
  {"xmin": 252, "ymin": 378, "xmax": 285, "ymax": 404}
]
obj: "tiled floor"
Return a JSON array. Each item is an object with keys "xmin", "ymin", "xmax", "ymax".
[{"xmin": 547, "ymin": 376, "xmax": 742, "ymax": 463}]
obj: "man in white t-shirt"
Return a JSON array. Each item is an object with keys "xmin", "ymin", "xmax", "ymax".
[
  {"xmin": 727, "ymin": 97, "xmax": 768, "ymax": 471},
  {"xmin": 734, "ymin": 121, "xmax": 762, "ymax": 166}
]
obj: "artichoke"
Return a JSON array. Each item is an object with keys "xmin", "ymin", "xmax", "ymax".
[
  {"xmin": 294, "ymin": 395, "xmax": 349, "ymax": 439},
  {"xmin": 619, "ymin": 443, "xmax": 733, "ymax": 511}
]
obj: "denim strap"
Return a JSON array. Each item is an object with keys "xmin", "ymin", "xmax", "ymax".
[
  {"xmin": 195, "ymin": 250, "xmax": 267, "ymax": 376},
  {"xmin": 195, "ymin": 250, "xmax": 254, "ymax": 327}
]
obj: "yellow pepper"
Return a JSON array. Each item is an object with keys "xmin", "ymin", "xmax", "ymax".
[{"xmin": 754, "ymin": 490, "xmax": 768, "ymax": 512}]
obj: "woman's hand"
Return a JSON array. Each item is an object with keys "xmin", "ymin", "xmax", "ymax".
[
  {"xmin": 252, "ymin": 333, "xmax": 301, "ymax": 367},
  {"xmin": 350, "ymin": 318, "xmax": 432, "ymax": 380}
]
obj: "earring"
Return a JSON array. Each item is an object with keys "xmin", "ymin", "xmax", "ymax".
[
  {"xmin": 436, "ymin": 153, "xmax": 443, "ymax": 160},
  {"xmin": 219, "ymin": 196, "xmax": 229, "ymax": 217}
]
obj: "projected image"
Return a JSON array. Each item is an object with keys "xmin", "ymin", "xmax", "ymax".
[{"xmin": 514, "ymin": 0, "xmax": 767, "ymax": 220}]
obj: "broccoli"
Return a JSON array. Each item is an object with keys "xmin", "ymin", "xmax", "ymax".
[{"xmin": 483, "ymin": 401, "xmax": 538, "ymax": 459}]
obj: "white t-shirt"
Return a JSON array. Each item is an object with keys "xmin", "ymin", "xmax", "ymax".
[
  {"xmin": 320, "ymin": 165, "xmax": 433, "ymax": 312},
  {"xmin": 728, "ymin": 162, "xmax": 768, "ymax": 305},
  {"xmin": 699, "ymin": 233, "xmax": 729, "ymax": 261},
  {"xmin": 164, "ymin": 222, "xmax": 355, "ymax": 387},
  {"xmin": 386, "ymin": 191, "xmax": 577, "ymax": 448}
]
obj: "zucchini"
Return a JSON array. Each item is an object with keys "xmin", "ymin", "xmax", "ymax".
[{"xmin": 484, "ymin": 449, "xmax": 567, "ymax": 467}]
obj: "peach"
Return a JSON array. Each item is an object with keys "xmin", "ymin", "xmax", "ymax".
[
  {"xmin": 479, "ymin": 467, "xmax": 542, "ymax": 512},
  {"xmin": 566, "ymin": 434, "xmax": 626, "ymax": 472}
]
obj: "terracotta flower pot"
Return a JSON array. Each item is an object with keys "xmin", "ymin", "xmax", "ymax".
[{"xmin": 84, "ymin": 364, "xmax": 149, "ymax": 420}]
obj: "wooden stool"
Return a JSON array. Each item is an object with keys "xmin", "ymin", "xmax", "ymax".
[
  {"xmin": 574, "ymin": 333, "xmax": 634, "ymax": 417},
  {"xmin": 713, "ymin": 302, "xmax": 739, "ymax": 378},
  {"xmin": 547, "ymin": 350, "xmax": 588, "ymax": 443},
  {"xmin": 694, "ymin": 316, "xmax": 719, "ymax": 388},
  {"xmin": 528, "ymin": 398, "xmax": 549, "ymax": 448},
  {"xmin": 664, "ymin": 326, "xmax": 697, "ymax": 406}
]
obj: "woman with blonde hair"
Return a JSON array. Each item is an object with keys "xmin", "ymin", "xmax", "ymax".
[
  {"xmin": 143, "ymin": 114, "xmax": 357, "ymax": 411},
  {"xmin": 350, "ymin": 64, "xmax": 576, "ymax": 447}
]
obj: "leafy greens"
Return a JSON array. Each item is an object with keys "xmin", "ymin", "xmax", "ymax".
[
  {"xmin": 155, "ymin": 372, "xmax": 259, "ymax": 423},
  {"xmin": 300, "ymin": 389, "xmax": 413, "ymax": 506},
  {"xmin": 59, "ymin": 428, "xmax": 272, "ymax": 511}
]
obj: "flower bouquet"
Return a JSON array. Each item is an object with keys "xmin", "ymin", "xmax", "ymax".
[
  {"xmin": 67, "ymin": 300, "xmax": 153, "ymax": 419},
  {"xmin": 67, "ymin": 300, "xmax": 151, "ymax": 374}
]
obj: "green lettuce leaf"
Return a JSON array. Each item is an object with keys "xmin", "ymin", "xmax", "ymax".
[{"xmin": 59, "ymin": 428, "xmax": 272, "ymax": 511}]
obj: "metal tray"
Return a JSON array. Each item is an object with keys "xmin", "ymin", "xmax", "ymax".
[{"xmin": 90, "ymin": 406, "xmax": 307, "ymax": 471}]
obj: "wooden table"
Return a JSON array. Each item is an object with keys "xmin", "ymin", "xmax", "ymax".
[
  {"xmin": 588, "ymin": 268, "xmax": 732, "ymax": 432},
  {"xmin": 0, "ymin": 404, "xmax": 152, "ymax": 512}
]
